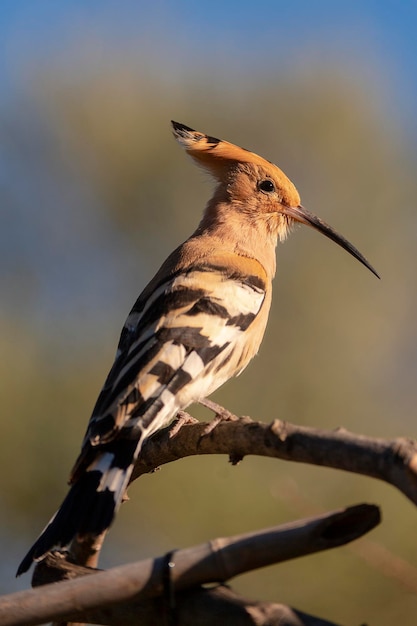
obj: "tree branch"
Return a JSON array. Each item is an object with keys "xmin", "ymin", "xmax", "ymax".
[
  {"xmin": 45, "ymin": 584, "xmax": 348, "ymax": 626},
  {"xmin": 131, "ymin": 407, "xmax": 417, "ymax": 507},
  {"xmin": 61, "ymin": 406, "xmax": 417, "ymax": 577},
  {"xmin": 1, "ymin": 504, "xmax": 379, "ymax": 626}
]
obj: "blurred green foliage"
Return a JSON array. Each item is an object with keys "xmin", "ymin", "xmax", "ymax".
[{"xmin": 1, "ymin": 46, "xmax": 417, "ymax": 623}]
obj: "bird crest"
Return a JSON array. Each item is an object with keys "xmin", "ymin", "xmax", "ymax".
[{"xmin": 172, "ymin": 120, "xmax": 286, "ymax": 181}]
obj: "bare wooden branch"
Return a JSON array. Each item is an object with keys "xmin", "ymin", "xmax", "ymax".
[
  {"xmin": 62, "ymin": 407, "xmax": 416, "ymax": 582},
  {"xmin": 131, "ymin": 408, "xmax": 417, "ymax": 507},
  {"xmin": 51, "ymin": 584, "xmax": 346, "ymax": 626},
  {"xmin": 1, "ymin": 504, "xmax": 379, "ymax": 626}
]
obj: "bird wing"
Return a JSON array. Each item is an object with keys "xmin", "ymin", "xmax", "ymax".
[{"xmin": 69, "ymin": 260, "xmax": 266, "ymax": 482}]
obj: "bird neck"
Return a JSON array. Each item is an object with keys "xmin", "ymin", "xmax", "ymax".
[{"xmin": 193, "ymin": 197, "xmax": 278, "ymax": 280}]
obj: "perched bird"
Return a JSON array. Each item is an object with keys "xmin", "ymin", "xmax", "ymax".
[{"xmin": 17, "ymin": 121, "xmax": 378, "ymax": 576}]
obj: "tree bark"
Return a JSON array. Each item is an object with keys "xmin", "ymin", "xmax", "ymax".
[{"xmin": 1, "ymin": 504, "xmax": 379, "ymax": 626}]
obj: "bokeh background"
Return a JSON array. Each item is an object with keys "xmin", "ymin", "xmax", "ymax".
[{"xmin": 1, "ymin": 1, "xmax": 417, "ymax": 623}]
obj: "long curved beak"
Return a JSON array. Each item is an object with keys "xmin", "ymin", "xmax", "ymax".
[{"xmin": 283, "ymin": 204, "xmax": 380, "ymax": 279}]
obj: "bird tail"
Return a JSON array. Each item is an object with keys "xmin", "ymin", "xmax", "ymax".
[{"xmin": 16, "ymin": 438, "xmax": 139, "ymax": 576}]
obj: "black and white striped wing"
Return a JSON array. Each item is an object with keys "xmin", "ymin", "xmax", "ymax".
[{"xmin": 72, "ymin": 265, "xmax": 266, "ymax": 476}]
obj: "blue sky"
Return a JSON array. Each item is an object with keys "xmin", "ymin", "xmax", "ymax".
[{"xmin": 1, "ymin": 1, "xmax": 416, "ymax": 120}]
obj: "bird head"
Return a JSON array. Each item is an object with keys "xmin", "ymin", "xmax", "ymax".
[{"xmin": 172, "ymin": 121, "xmax": 379, "ymax": 278}]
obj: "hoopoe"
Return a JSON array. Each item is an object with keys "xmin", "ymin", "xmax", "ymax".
[{"xmin": 17, "ymin": 121, "xmax": 378, "ymax": 576}]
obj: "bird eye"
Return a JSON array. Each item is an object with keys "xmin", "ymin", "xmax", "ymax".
[{"xmin": 258, "ymin": 179, "xmax": 276, "ymax": 193}]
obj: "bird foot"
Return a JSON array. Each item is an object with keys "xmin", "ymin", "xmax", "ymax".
[
  {"xmin": 199, "ymin": 398, "xmax": 238, "ymax": 435},
  {"xmin": 169, "ymin": 410, "xmax": 199, "ymax": 439}
]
